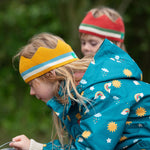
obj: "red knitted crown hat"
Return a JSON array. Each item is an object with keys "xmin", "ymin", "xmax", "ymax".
[{"xmin": 79, "ymin": 12, "xmax": 125, "ymax": 42}]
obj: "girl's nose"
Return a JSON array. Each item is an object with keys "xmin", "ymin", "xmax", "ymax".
[
  {"xmin": 82, "ymin": 43, "xmax": 90, "ymax": 51},
  {"xmin": 83, "ymin": 43, "xmax": 89, "ymax": 49}
]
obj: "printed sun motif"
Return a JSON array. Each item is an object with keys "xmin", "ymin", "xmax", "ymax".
[
  {"xmin": 112, "ymin": 80, "xmax": 121, "ymax": 88},
  {"xmin": 136, "ymin": 107, "xmax": 146, "ymax": 117},
  {"xmin": 107, "ymin": 121, "xmax": 117, "ymax": 132},
  {"xmin": 120, "ymin": 136, "xmax": 127, "ymax": 142},
  {"xmin": 123, "ymin": 69, "xmax": 132, "ymax": 77},
  {"xmin": 82, "ymin": 131, "xmax": 91, "ymax": 139}
]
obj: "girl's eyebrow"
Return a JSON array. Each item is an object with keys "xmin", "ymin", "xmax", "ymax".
[{"xmin": 89, "ymin": 39, "xmax": 98, "ymax": 42}]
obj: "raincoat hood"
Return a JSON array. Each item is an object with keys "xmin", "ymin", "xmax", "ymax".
[{"xmin": 79, "ymin": 39, "xmax": 143, "ymax": 91}]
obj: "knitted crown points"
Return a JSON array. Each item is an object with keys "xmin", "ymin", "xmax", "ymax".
[
  {"xmin": 79, "ymin": 12, "xmax": 125, "ymax": 42},
  {"xmin": 19, "ymin": 40, "xmax": 79, "ymax": 83}
]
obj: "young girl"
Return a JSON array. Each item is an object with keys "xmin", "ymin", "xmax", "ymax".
[
  {"xmin": 79, "ymin": 6, "xmax": 127, "ymax": 56},
  {"xmin": 10, "ymin": 33, "xmax": 150, "ymax": 150}
]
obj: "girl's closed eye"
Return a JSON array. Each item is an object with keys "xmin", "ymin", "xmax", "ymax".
[{"xmin": 89, "ymin": 40, "xmax": 99, "ymax": 46}]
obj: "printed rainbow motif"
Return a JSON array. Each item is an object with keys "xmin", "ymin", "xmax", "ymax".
[
  {"xmin": 94, "ymin": 91, "xmax": 106, "ymax": 100},
  {"xmin": 121, "ymin": 108, "xmax": 130, "ymax": 115},
  {"xmin": 104, "ymin": 83, "xmax": 111, "ymax": 93},
  {"xmin": 134, "ymin": 93, "xmax": 144, "ymax": 102}
]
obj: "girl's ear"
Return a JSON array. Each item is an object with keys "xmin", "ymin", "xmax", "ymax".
[{"xmin": 45, "ymin": 70, "xmax": 56, "ymax": 78}]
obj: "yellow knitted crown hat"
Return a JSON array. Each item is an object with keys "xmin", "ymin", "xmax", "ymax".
[{"xmin": 19, "ymin": 40, "xmax": 79, "ymax": 83}]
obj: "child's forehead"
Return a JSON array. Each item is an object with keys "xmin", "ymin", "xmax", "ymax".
[
  {"xmin": 80, "ymin": 33, "xmax": 102, "ymax": 41},
  {"xmin": 80, "ymin": 33, "xmax": 90, "ymax": 38}
]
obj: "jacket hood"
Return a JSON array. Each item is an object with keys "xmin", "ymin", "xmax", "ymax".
[{"xmin": 78, "ymin": 39, "xmax": 143, "ymax": 91}]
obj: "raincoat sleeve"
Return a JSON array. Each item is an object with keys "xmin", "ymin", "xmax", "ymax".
[{"xmin": 43, "ymin": 94, "xmax": 130, "ymax": 150}]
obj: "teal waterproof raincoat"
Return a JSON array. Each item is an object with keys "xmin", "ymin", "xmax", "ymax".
[{"xmin": 43, "ymin": 39, "xmax": 150, "ymax": 150}]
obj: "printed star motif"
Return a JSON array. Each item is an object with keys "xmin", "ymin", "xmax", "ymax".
[
  {"xmin": 90, "ymin": 86, "xmax": 95, "ymax": 91},
  {"xmin": 107, "ymin": 138, "xmax": 112, "ymax": 143}
]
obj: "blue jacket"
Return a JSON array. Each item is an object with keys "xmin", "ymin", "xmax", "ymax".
[{"xmin": 43, "ymin": 39, "xmax": 150, "ymax": 150}]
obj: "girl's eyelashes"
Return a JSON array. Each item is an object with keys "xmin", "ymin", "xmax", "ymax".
[
  {"xmin": 90, "ymin": 41, "xmax": 98, "ymax": 46},
  {"xmin": 81, "ymin": 40, "xmax": 98, "ymax": 46}
]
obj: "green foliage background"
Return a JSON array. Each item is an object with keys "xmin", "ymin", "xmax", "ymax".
[{"xmin": 0, "ymin": 0, "xmax": 149, "ymax": 145}]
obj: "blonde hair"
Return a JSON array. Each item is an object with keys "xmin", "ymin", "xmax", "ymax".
[
  {"xmin": 14, "ymin": 32, "xmax": 92, "ymax": 147},
  {"xmin": 80, "ymin": 6, "xmax": 127, "ymax": 52}
]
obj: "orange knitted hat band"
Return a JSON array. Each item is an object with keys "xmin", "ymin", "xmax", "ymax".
[{"xmin": 19, "ymin": 40, "xmax": 79, "ymax": 83}]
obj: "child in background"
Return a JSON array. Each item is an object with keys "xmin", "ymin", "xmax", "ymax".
[
  {"xmin": 79, "ymin": 6, "xmax": 127, "ymax": 56},
  {"xmin": 10, "ymin": 32, "xmax": 150, "ymax": 150}
]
